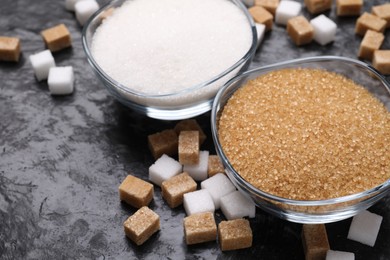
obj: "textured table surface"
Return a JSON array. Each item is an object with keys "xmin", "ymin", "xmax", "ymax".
[{"xmin": 1, "ymin": 0, "xmax": 389, "ymax": 259}]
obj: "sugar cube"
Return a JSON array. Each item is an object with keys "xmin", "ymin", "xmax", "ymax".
[
  {"xmin": 302, "ymin": 224, "xmax": 330, "ymax": 260},
  {"xmin": 161, "ymin": 172, "xmax": 197, "ymax": 208},
  {"xmin": 201, "ymin": 173, "xmax": 236, "ymax": 209},
  {"xmin": 220, "ymin": 190, "xmax": 256, "ymax": 220},
  {"xmin": 255, "ymin": 23, "xmax": 266, "ymax": 45},
  {"xmin": 355, "ymin": 12, "xmax": 387, "ymax": 36},
  {"xmin": 347, "ymin": 210, "xmax": 383, "ymax": 247},
  {"xmin": 358, "ymin": 30, "xmax": 384, "ymax": 61},
  {"xmin": 29, "ymin": 50, "xmax": 56, "ymax": 81},
  {"xmin": 304, "ymin": 0, "xmax": 332, "ymax": 14},
  {"xmin": 372, "ymin": 3, "xmax": 390, "ymax": 28},
  {"xmin": 326, "ymin": 250, "xmax": 355, "ymax": 260},
  {"xmin": 174, "ymin": 119, "xmax": 206, "ymax": 146},
  {"xmin": 275, "ymin": 0, "xmax": 302, "ymax": 25},
  {"xmin": 75, "ymin": 0, "xmax": 99, "ymax": 26},
  {"xmin": 287, "ymin": 15, "xmax": 314, "ymax": 46},
  {"xmin": 310, "ymin": 14, "xmax": 337, "ymax": 45},
  {"xmin": 218, "ymin": 219, "xmax": 253, "ymax": 251},
  {"xmin": 336, "ymin": 0, "xmax": 363, "ymax": 16},
  {"xmin": 183, "ymin": 150, "xmax": 209, "ymax": 181},
  {"xmin": 123, "ymin": 206, "xmax": 160, "ymax": 245},
  {"xmin": 373, "ymin": 50, "xmax": 390, "ymax": 75},
  {"xmin": 178, "ymin": 131, "xmax": 199, "ymax": 165},
  {"xmin": 148, "ymin": 129, "xmax": 178, "ymax": 160},
  {"xmin": 48, "ymin": 66, "xmax": 74, "ymax": 95},
  {"xmin": 183, "ymin": 212, "xmax": 217, "ymax": 245},
  {"xmin": 119, "ymin": 175, "xmax": 154, "ymax": 208},
  {"xmin": 65, "ymin": 0, "xmax": 92, "ymax": 11},
  {"xmin": 149, "ymin": 154, "xmax": 182, "ymax": 186},
  {"xmin": 41, "ymin": 24, "xmax": 72, "ymax": 52},
  {"xmin": 248, "ymin": 6, "xmax": 273, "ymax": 31},
  {"xmin": 0, "ymin": 36, "xmax": 21, "ymax": 62},
  {"xmin": 255, "ymin": 0, "xmax": 280, "ymax": 15},
  {"xmin": 207, "ymin": 155, "xmax": 225, "ymax": 177},
  {"xmin": 183, "ymin": 189, "xmax": 215, "ymax": 216}
]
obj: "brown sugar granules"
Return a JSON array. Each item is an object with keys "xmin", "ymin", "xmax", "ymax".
[{"xmin": 218, "ymin": 68, "xmax": 389, "ymax": 200}]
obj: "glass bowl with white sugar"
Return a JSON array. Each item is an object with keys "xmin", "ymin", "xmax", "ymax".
[{"xmin": 82, "ymin": 0, "xmax": 257, "ymax": 120}]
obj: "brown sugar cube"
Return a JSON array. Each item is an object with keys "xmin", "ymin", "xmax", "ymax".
[
  {"xmin": 40, "ymin": 24, "xmax": 72, "ymax": 52},
  {"xmin": 304, "ymin": 0, "xmax": 332, "ymax": 14},
  {"xmin": 179, "ymin": 131, "xmax": 199, "ymax": 165},
  {"xmin": 373, "ymin": 50, "xmax": 390, "ymax": 75},
  {"xmin": 119, "ymin": 175, "xmax": 154, "ymax": 208},
  {"xmin": 123, "ymin": 206, "xmax": 160, "ymax": 245},
  {"xmin": 174, "ymin": 119, "xmax": 206, "ymax": 146},
  {"xmin": 355, "ymin": 12, "xmax": 387, "ymax": 36},
  {"xmin": 287, "ymin": 16, "xmax": 314, "ymax": 46},
  {"xmin": 372, "ymin": 3, "xmax": 390, "ymax": 28},
  {"xmin": 0, "ymin": 36, "xmax": 21, "ymax": 62},
  {"xmin": 248, "ymin": 6, "xmax": 273, "ymax": 32},
  {"xmin": 254, "ymin": 0, "xmax": 279, "ymax": 15},
  {"xmin": 218, "ymin": 219, "xmax": 253, "ymax": 251},
  {"xmin": 161, "ymin": 172, "xmax": 197, "ymax": 208},
  {"xmin": 183, "ymin": 212, "xmax": 217, "ymax": 245},
  {"xmin": 208, "ymin": 155, "xmax": 225, "ymax": 177},
  {"xmin": 336, "ymin": 0, "xmax": 363, "ymax": 16},
  {"xmin": 148, "ymin": 129, "xmax": 178, "ymax": 159},
  {"xmin": 101, "ymin": 7, "xmax": 115, "ymax": 20},
  {"xmin": 302, "ymin": 224, "xmax": 330, "ymax": 260},
  {"xmin": 358, "ymin": 30, "xmax": 384, "ymax": 61}
]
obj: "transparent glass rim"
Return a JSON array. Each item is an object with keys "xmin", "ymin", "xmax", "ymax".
[
  {"xmin": 81, "ymin": 0, "xmax": 258, "ymax": 100},
  {"xmin": 211, "ymin": 55, "xmax": 390, "ymax": 207}
]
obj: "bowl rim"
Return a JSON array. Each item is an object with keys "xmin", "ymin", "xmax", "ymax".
[
  {"xmin": 81, "ymin": 0, "xmax": 258, "ymax": 100},
  {"xmin": 211, "ymin": 55, "xmax": 390, "ymax": 206}
]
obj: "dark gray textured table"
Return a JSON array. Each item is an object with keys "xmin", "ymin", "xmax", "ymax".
[{"xmin": 1, "ymin": 0, "xmax": 389, "ymax": 259}]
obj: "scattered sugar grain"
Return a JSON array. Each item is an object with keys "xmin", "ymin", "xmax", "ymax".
[
  {"xmin": 310, "ymin": 14, "xmax": 337, "ymax": 45},
  {"xmin": 326, "ymin": 250, "xmax": 355, "ymax": 260},
  {"xmin": 218, "ymin": 68, "xmax": 390, "ymax": 200},
  {"xmin": 149, "ymin": 154, "xmax": 182, "ymax": 186},
  {"xmin": 48, "ymin": 66, "xmax": 74, "ymax": 95},
  {"xmin": 201, "ymin": 173, "xmax": 236, "ymax": 209},
  {"xmin": 220, "ymin": 190, "xmax": 256, "ymax": 220},
  {"xmin": 29, "ymin": 50, "xmax": 56, "ymax": 81},
  {"xmin": 91, "ymin": 0, "xmax": 253, "ymax": 98},
  {"xmin": 183, "ymin": 150, "xmax": 209, "ymax": 181},
  {"xmin": 183, "ymin": 189, "xmax": 215, "ymax": 216},
  {"xmin": 347, "ymin": 210, "xmax": 383, "ymax": 247},
  {"xmin": 275, "ymin": 0, "xmax": 302, "ymax": 25}
]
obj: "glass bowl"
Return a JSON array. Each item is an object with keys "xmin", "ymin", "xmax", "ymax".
[
  {"xmin": 211, "ymin": 56, "xmax": 390, "ymax": 224},
  {"xmin": 82, "ymin": 0, "xmax": 257, "ymax": 120}
]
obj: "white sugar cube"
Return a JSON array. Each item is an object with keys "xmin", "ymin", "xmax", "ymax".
[
  {"xmin": 149, "ymin": 154, "xmax": 182, "ymax": 186},
  {"xmin": 48, "ymin": 66, "xmax": 74, "ymax": 95},
  {"xmin": 75, "ymin": 0, "xmax": 99, "ymax": 26},
  {"xmin": 183, "ymin": 189, "xmax": 215, "ymax": 216},
  {"xmin": 310, "ymin": 14, "xmax": 337, "ymax": 46},
  {"xmin": 220, "ymin": 190, "xmax": 256, "ymax": 220},
  {"xmin": 347, "ymin": 210, "xmax": 382, "ymax": 247},
  {"xmin": 183, "ymin": 150, "xmax": 209, "ymax": 181},
  {"xmin": 255, "ymin": 23, "xmax": 266, "ymax": 46},
  {"xmin": 201, "ymin": 173, "xmax": 236, "ymax": 209},
  {"xmin": 275, "ymin": 0, "xmax": 302, "ymax": 25},
  {"xmin": 326, "ymin": 250, "xmax": 355, "ymax": 260},
  {"xmin": 65, "ymin": 0, "xmax": 92, "ymax": 11},
  {"xmin": 29, "ymin": 50, "xmax": 56, "ymax": 81}
]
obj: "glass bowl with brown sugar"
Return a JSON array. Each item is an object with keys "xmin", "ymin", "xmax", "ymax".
[{"xmin": 211, "ymin": 56, "xmax": 390, "ymax": 224}]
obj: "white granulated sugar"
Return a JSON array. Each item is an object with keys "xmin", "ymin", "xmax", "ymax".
[{"xmin": 91, "ymin": 0, "xmax": 252, "ymax": 98}]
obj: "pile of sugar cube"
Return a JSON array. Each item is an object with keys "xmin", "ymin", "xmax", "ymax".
[
  {"xmin": 119, "ymin": 119, "xmax": 256, "ymax": 250},
  {"xmin": 245, "ymin": 0, "xmax": 390, "ymax": 75},
  {"xmin": 118, "ymin": 118, "xmax": 385, "ymax": 256}
]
